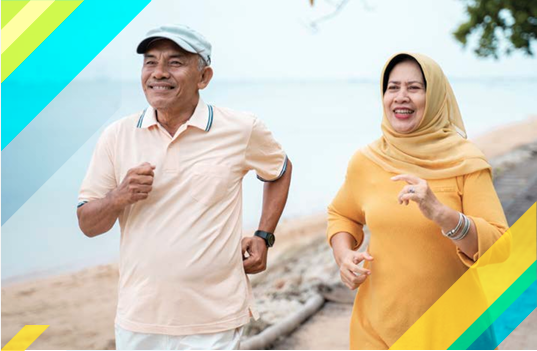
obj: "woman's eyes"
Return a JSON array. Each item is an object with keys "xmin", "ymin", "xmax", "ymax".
[{"xmin": 388, "ymin": 85, "xmax": 420, "ymax": 91}]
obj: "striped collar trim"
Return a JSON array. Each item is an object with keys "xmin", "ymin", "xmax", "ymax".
[
  {"xmin": 136, "ymin": 107, "xmax": 158, "ymax": 129},
  {"xmin": 205, "ymin": 105, "xmax": 214, "ymax": 131},
  {"xmin": 187, "ymin": 99, "xmax": 213, "ymax": 132},
  {"xmin": 136, "ymin": 101, "xmax": 213, "ymax": 132}
]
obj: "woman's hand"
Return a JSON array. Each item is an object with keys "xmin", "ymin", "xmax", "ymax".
[
  {"xmin": 336, "ymin": 249, "xmax": 374, "ymax": 290},
  {"xmin": 391, "ymin": 174, "xmax": 444, "ymax": 222},
  {"xmin": 330, "ymin": 232, "xmax": 374, "ymax": 290}
]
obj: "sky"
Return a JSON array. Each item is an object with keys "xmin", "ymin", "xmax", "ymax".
[{"xmin": 80, "ymin": 0, "xmax": 537, "ymax": 82}]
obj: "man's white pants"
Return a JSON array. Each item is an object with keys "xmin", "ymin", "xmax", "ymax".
[{"xmin": 115, "ymin": 324, "xmax": 244, "ymax": 350}]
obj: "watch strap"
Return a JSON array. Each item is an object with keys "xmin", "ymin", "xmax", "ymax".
[{"xmin": 254, "ymin": 230, "xmax": 275, "ymax": 248}]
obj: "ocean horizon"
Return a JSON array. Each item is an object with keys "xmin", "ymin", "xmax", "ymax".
[{"xmin": 2, "ymin": 78, "xmax": 536, "ymax": 283}]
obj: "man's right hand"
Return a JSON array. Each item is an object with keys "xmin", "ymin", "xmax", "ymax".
[{"xmin": 109, "ymin": 162, "xmax": 156, "ymax": 209}]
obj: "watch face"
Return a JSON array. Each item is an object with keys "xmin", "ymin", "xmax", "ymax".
[{"xmin": 267, "ymin": 234, "xmax": 275, "ymax": 247}]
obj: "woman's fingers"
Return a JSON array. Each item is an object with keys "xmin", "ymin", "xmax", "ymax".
[
  {"xmin": 391, "ymin": 174, "xmax": 421, "ymax": 184},
  {"xmin": 393, "ymin": 174, "xmax": 428, "ymax": 205},
  {"xmin": 397, "ymin": 185, "xmax": 415, "ymax": 204},
  {"xmin": 340, "ymin": 269, "xmax": 367, "ymax": 290},
  {"xmin": 400, "ymin": 192, "xmax": 419, "ymax": 205},
  {"xmin": 340, "ymin": 251, "xmax": 373, "ymax": 290},
  {"xmin": 362, "ymin": 252, "xmax": 374, "ymax": 261},
  {"xmin": 352, "ymin": 251, "xmax": 374, "ymax": 264}
]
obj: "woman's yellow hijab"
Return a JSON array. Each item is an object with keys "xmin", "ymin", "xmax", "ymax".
[{"xmin": 362, "ymin": 52, "xmax": 491, "ymax": 179}]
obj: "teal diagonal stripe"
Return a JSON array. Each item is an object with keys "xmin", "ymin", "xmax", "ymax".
[
  {"xmin": 470, "ymin": 277, "xmax": 536, "ymax": 349},
  {"xmin": 449, "ymin": 261, "xmax": 537, "ymax": 350},
  {"xmin": 1, "ymin": 0, "xmax": 150, "ymax": 225},
  {"xmin": 1, "ymin": 0, "xmax": 150, "ymax": 151}
]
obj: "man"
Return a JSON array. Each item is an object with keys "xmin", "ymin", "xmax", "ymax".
[{"xmin": 77, "ymin": 24, "xmax": 292, "ymax": 350}]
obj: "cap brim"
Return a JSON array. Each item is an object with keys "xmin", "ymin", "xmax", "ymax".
[{"xmin": 136, "ymin": 35, "xmax": 197, "ymax": 54}]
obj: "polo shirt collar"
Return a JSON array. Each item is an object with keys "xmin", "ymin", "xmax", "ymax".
[
  {"xmin": 137, "ymin": 99, "xmax": 213, "ymax": 132},
  {"xmin": 186, "ymin": 98, "xmax": 213, "ymax": 132}
]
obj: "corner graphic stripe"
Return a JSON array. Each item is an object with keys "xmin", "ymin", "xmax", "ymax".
[
  {"xmin": 1, "ymin": 1, "xmax": 30, "ymax": 29},
  {"xmin": 390, "ymin": 203, "xmax": 536, "ymax": 349},
  {"xmin": 1, "ymin": 1, "xmax": 82, "ymax": 82},
  {"xmin": 468, "ymin": 279, "xmax": 536, "ymax": 349},
  {"xmin": 1, "ymin": 0, "xmax": 55, "ymax": 54},
  {"xmin": 448, "ymin": 261, "xmax": 537, "ymax": 349},
  {"xmin": 1, "ymin": 0, "xmax": 151, "ymax": 150},
  {"xmin": 1, "ymin": 325, "xmax": 49, "ymax": 350}
]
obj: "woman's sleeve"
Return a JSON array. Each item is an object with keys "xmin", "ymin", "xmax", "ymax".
[
  {"xmin": 458, "ymin": 169, "xmax": 509, "ymax": 267},
  {"xmin": 327, "ymin": 160, "xmax": 366, "ymax": 250}
]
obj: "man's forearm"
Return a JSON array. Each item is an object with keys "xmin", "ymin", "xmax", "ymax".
[
  {"xmin": 258, "ymin": 159, "xmax": 292, "ymax": 233},
  {"xmin": 77, "ymin": 193, "xmax": 123, "ymax": 237}
]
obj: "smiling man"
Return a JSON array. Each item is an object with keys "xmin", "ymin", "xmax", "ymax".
[{"xmin": 77, "ymin": 24, "xmax": 292, "ymax": 350}]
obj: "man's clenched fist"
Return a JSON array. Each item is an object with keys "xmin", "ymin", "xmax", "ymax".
[{"xmin": 109, "ymin": 162, "xmax": 155, "ymax": 209}]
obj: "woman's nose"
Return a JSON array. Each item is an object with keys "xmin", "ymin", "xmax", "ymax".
[{"xmin": 394, "ymin": 88, "xmax": 410, "ymax": 103}]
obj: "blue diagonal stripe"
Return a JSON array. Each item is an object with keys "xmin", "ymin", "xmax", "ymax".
[
  {"xmin": 1, "ymin": 0, "xmax": 150, "ymax": 225},
  {"xmin": 1, "ymin": 0, "xmax": 151, "ymax": 150},
  {"xmin": 469, "ymin": 273, "xmax": 537, "ymax": 349}
]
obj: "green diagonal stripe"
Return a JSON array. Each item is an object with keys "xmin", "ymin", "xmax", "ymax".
[
  {"xmin": 1, "ymin": 0, "xmax": 30, "ymax": 29},
  {"xmin": 448, "ymin": 261, "xmax": 537, "ymax": 350},
  {"xmin": 1, "ymin": 0, "xmax": 82, "ymax": 82}
]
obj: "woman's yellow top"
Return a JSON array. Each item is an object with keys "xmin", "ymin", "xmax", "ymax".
[{"xmin": 327, "ymin": 151, "xmax": 508, "ymax": 349}]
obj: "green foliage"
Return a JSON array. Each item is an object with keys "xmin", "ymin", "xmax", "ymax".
[{"xmin": 454, "ymin": 0, "xmax": 537, "ymax": 58}]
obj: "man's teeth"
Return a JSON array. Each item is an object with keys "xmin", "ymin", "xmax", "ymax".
[
  {"xmin": 152, "ymin": 86, "xmax": 172, "ymax": 90},
  {"xmin": 394, "ymin": 109, "xmax": 414, "ymax": 114}
]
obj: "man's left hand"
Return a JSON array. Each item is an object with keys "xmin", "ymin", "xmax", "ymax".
[{"xmin": 242, "ymin": 236, "xmax": 268, "ymax": 274}]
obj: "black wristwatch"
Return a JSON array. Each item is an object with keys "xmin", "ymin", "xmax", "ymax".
[{"xmin": 254, "ymin": 230, "xmax": 275, "ymax": 248}]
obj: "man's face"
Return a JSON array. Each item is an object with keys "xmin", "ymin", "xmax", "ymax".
[{"xmin": 141, "ymin": 40, "xmax": 205, "ymax": 112}]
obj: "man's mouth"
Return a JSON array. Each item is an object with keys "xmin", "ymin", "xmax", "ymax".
[{"xmin": 149, "ymin": 85, "xmax": 174, "ymax": 91}]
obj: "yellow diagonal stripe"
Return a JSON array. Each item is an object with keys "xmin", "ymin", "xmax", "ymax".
[
  {"xmin": 1, "ymin": 0, "xmax": 55, "ymax": 54},
  {"xmin": 1, "ymin": 325, "xmax": 49, "ymax": 350},
  {"xmin": 391, "ymin": 203, "xmax": 536, "ymax": 349},
  {"xmin": 2, "ymin": 1, "xmax": 30, "ymax": 29},
  {"xmin": 1, "ymin": 0, "xmax": 82, "ymax": 82}
]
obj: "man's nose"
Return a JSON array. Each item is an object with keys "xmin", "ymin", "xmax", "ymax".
[{"xmin": 152, "ymin": 62, "xmax": 170, "ymax": 79}]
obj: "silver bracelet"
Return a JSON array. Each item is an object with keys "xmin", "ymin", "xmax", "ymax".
[
  {"xmin": 451, "ymin": 214, "xmax": 471, "ymax": 241},
  {"xmin": 442, "ymin": 212, "xmax": 464, "ymax": 238}
]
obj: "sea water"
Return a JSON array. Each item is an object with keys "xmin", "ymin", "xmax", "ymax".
[{"xmin": 2, "ymin": 78, "xmax": 535, "ymax": 282}]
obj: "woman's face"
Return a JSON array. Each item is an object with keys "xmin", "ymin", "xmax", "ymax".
[{"xmin": 383, "ymin": 60, "xmax": 426, "ymax": 134}]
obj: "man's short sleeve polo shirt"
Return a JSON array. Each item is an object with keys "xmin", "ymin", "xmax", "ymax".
[{"xmin": 78, "ymin": 98, "xmax": 287, "ymax": 335}]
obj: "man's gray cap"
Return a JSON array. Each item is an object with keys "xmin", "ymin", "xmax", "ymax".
[{"xmin": 137, "ymin": 24, "xmax": 212, "ymax": 65}]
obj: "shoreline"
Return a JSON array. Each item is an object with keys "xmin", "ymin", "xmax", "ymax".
[
  {"xmin": 2, "ymin": 115, "xmax": 537, "ymax": 349},
  {"xmin": 3, "ymin": 115, "xmax": 535, "ymax": 288}
]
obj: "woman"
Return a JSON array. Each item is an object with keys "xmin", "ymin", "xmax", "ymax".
[{"xmin": 327, "ymin": 53, "xmax": 508, "ymax": 349}]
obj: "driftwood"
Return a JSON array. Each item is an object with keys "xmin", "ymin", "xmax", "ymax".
[{"xmin": 240, "ymin": 294, "xmax": 325, "ymax": 350}]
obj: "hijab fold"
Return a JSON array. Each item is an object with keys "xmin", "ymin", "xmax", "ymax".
[{"xmin": 362, "ymin": 52, "xmax": 490, "ymax": 180}]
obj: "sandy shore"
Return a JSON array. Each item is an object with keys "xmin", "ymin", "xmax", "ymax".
[
  {"xmin": 471, "ymin": 115, "xmax": 537, "ymax": 160},
  {"xmin": 2, "ymin": 115, "xmax": 537, "ymax": 350}
]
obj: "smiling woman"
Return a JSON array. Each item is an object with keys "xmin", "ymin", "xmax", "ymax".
[
  {"xmin": 327, "ymin": 52, "xmax": 509, "ymax": 349},
  {"xmin": 382, "ymin": 55, "xmax": 426, "ymax": 134}
]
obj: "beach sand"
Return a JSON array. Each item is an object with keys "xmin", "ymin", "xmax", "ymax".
[{"xmin": 2, "ymin": 115, "xmax": 537, "ymax": 350}]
